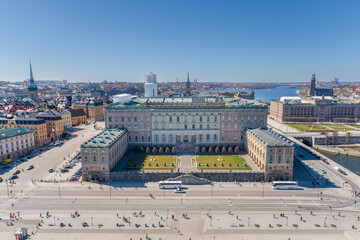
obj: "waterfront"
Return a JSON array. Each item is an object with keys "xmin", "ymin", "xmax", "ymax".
[
  {"xmin": 201, "ymin": 85, "xmax": 304, "ymax": 102},
  {"xmin": 318, "ymin": 149, "xmax": 360, "ymax": 176}
]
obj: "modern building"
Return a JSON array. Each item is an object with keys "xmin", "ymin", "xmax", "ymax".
[
  {"xmin": 81, "ymin": 128, "xmax": 128, "ymax": 181},
  {"xmin": 104, "ymin": 97, "xmax": 268, "ymax": 152},
  {"xmin": 0, "ymin": 127, "xmax": 35, "ymax": 162},
  {"xmin": 309, "ymin": 72, "xmax": 333, "ymax": 97},
  {"xmin": 246, "ymin": 128, "xmax": 294, "ymax": 181},
  {"xmin": 28, "ymin": 62, "xmax": 39, "ymax": 101},
  {"xmin": 73, "ymin": 99, "xmax": 105, "ymax": 121},
  {"xmin": 70, "ymin": 108, "xmax": 87, "ymax": 126},
  {"xmin": 36, "ymin": 113, "xmax": 64, "ymax": 141},
  {"xmin": 0, "ymin": 115, "xmax": 48, "ymax": 147},
  {"xmin": 270, "ymin": 97, "xmax": 360, "ymax": 123},
  {"xmin": 144, "ymin": 72, "xmax": 158, "ymax": 97},
  {"xmin": 58, "ymin": 110, "xmax": 72, "ymax": 129}
]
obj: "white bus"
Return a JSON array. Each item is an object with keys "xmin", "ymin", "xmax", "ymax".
[
  {"xmin": 271, "ymin": 181, "xmax": 298, "ymax": 190},
  {"xmin": 159, "ymin": 181, "xmax": 182, "ymax": 189}
]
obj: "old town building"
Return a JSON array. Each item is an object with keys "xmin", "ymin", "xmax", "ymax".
[
  {"xmin": 246, "ymin": 128, "xmax": 294, "ymax": 181},
  {"xmin": 36, "ymin": 113, "xmax": 64, "ymax": 141},
  {"xmin": 0, "ymin": 115, "xmax": 48, "ymax": 147},
  {"xmin": 73, "ymin": 99, "xmax": 105, "ymax": 121},
  {"xmin": 70, "ymin": 108, "xmax": 87, "ymax": 126},
  {"xmin": 0, "ymin": 126, "xmax": 35, "ymax": 162}
]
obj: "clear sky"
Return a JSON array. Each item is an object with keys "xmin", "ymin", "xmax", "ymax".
[{"xmin": 0, "ymin": 0, "xmax": 359, "ymax": 83}]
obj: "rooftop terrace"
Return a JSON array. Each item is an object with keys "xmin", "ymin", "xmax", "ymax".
[
  {"xmin": 81, "ymin": 128, "xmax": 127, "ymax": 149},
  {"xmin": 248, "ymin": 128, "xmax": 294, "ymax": 147},
  {"xmin": 105, "ymin": 97, "xmax": 267, "ymax": 110}
]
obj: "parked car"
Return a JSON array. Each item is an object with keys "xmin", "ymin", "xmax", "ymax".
[
  {"xmin": 61, "ymin": 169, "xmax": 69, "ymax": 173},
  {"xmin": 9, "ymin": 175, "xmax": 18, "ymax": 180},
  {"xmin": 26, "ymin": 165, "xmax": 34, "ymax": 170},
  {"xmin": 69, "ymin": 176, "xmax": 78, "ymax": 182},
  {"xmin": 48, "ymin": 168, "xmax": 54, "ymax": 173},
  {"xmin": 13, "ymin": 170, "xmax": 21, "ymax": 175},
  {"xmin": 0, "ymin": 177, "xmax": 3, "ymax": 182}
]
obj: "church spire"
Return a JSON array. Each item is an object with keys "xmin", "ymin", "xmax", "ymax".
[
  {"xmin": 30, "ymin": 60, "xmax": 34, "ymax": 83},
  {"xmin": 185, "ymin": 72, "xmax": 191, "ymax": 96}
]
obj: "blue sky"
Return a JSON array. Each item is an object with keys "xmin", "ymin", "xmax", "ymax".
[{"xmin": 0, "ymin": 0, "xmax": 359, "ymax": 82}]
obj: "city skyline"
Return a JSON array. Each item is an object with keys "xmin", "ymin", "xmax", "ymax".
[{"xmin": 1, "ymin": 0, "xmax": 360, "ymax": 82}]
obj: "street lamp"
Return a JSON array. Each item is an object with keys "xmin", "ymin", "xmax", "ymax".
[
  {"xmin": 262, "ymin": 181, "xmax": 265, "ymax": 198},
  {"xmin": 58, "ymin": 181, "xmax": 61, "ymax": 198},
  {"xmin": 5, "ymin": 179, "xmax": 9, "ymax": 197},
  {"xmin": 211, "ymin": 183, "xmax": 214, "ymax": 198},
  {"xmin": 109, "ymin": 185, "xmax": 112, "ymax": 198}
]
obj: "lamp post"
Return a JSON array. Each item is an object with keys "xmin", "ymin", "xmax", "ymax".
[
  {"xmin": 109, "ymin": 185, "xmax": 112, "ymax": 198},
  {"xmin": 58, "ymin": 181, "xmax": 61, "ymax": 198},
  {"xmin": 262, "ymin": 181, "xmax": 265, "ymax": 198},
  {"xmin": 211, "ymin": 184, "xmax": 214, "ymax": 198},
  {"xmin": 6, "ymin": 179, "xmax": 9, "ymax": 197}
]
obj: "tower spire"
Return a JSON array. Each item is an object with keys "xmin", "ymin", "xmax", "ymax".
[{"xmin": 29, "ymin": 59, "xmax": 34, "ymax": 82}]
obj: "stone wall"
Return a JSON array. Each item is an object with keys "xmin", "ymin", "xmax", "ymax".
[{"xmin": 107, "ymin": 171, "xmax": 265, "ymax": 183}]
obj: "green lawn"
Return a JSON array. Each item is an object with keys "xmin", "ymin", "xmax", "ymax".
[
  {"xmin": 123, "ymin": 155, "xmax": 177, "ymax": 171},
  {"xmin": 287, "ymin": 123, "xmax": 331, "ymax": 132},
  {"xmin": 324, "ymin": 125, "xmax": 355, "ymax": 131},
  {"xmin": 196, "ymin": 155, "xmax": 251, "ymax": 170}
]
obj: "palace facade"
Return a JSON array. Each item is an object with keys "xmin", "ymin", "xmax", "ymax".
[{"xmin": 104, "ymin": 97, "xmax": 268, "ymax": 151}]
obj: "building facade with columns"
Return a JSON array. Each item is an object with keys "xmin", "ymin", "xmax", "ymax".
[{"xmin": 104, "ymin": 97, "xmax": 268, "ymax": 152}]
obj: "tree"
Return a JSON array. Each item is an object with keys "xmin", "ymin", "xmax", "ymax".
[
  {"xmin": 234, "ymin": 146, "xmax": 240, "ymax": 153},
  {"xmin": 195, "ymin": 146, "xmax": 200, "ymax": 154},
  {"xmin": 152, "ymin": 147, "xmax": 158, "ymax": 153},
  {"xmin": 165, "ymin": 147, "xmax": 170, "ymax": 153},
  {"xmin": 228, "ymin": 146, "xmax": 233, "ymax": 153},
  {"xmin": 208, "ymin": 146, "xmax": 213, "ymax": 153},
  {"xmin": 172, "ymin": 147, "xmax": 176, "ymax": 154},
  {"xmin": 159, "ymin": 147, "xmax": 164, "ymax": 153},
  {"xmin": 146, "ymin": 147, "xmax": 151, "ymax": 153},
  {"xmin": 201, "ymin": 146, "xmax": 207, "ymax": 153},
  {"xmin": 215, "ymin": 146, "xmax": 220, "ymax": 153},
  {"xmin": 221, "ymin": 146, "xmax": 227, "ymax": 153}
]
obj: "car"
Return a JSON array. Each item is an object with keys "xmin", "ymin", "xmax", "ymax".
[
  {"xmin": 13, "ymin": 170, "xmax": 21, "ymax": 175},
  {"xmin": 26, "ymin": 165, "xmax": 34, "ymax": 170},
  {"xmin": 48, "ymin": 168, "xmax": 54, "ymax": 173},
  {"xmin": 320, "ymin": 132, "xmax": 325, "ymax": 135},
  {"xmin": 174, "ymin": 187, "xmax": 185, "ymax": 193},
  {"xmin": 9, "ymin": 175, "xmax": 18, "ymax": 180},
  {"xmin": 60, "ymin": 169, "xmax": 69, "ymax": 173},
  {"xmin": 69, "ymin": 176, "xmax": 78, "ymax": 182},
  {"xmin": 0, "ymin": 177, "xmax": 3, "ymax": 182}
]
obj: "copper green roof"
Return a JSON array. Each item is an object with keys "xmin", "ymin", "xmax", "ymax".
[
  {"xmin": 0, "ymin": 126, "xmax": 32, "ymax": 140},
  {"xmin": 105, "ymin": 97, "xmax": 267, "ymax": 111}
]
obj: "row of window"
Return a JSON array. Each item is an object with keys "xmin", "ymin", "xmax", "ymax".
[{"xmin": 108, "ymin": 115, "xmax": 265, "ymax": 124}]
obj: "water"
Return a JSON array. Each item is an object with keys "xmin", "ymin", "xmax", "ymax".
[
  {"xmin": 317, "ymin": 150, "xmax": 360, "ymax": 176},
  {"xmin": 200, "ymin": 85, "xmax": 304, "ymax": 102}
]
